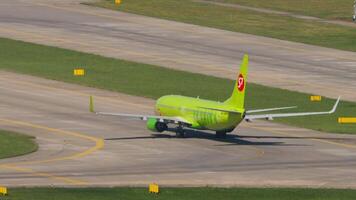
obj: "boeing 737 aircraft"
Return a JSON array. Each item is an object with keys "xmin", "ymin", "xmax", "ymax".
[{"xmin": 90, "ymin": 54, "xmax": 340, "ymax": 137}]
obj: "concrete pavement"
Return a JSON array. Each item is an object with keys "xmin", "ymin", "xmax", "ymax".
[{"xmin": 1, "ymin": 72, "xmax": 356, "ymax": 188}]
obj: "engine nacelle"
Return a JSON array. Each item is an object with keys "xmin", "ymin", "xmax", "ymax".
[{"xmin": 146, "ymin": 118, "xmax": 168, "ymax": 132}]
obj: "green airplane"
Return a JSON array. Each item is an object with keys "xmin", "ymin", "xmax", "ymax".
[{"xmin": 90, "ymin": 54, "xmax": 340, "ymax": 138}]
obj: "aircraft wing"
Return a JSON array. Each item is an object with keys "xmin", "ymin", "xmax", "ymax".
[
  {"xmin": 245, "ymin": 97, "xmax": 340, "ymax": 121},
  {"xmin": 89, "ymin": 96, "xmax": 191, "ymax": 125},
  {"xmin": 94, "ymin": 111, "xmax": 191, "ymax": 125},
  {"xmin": 198, "ymin": 106, "xmax": 297, "ymax": 114}
]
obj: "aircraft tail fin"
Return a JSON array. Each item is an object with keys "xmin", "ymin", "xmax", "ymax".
[{"xmin": 224, "ymin": 54, "xmax": 249, "ymax": 109}]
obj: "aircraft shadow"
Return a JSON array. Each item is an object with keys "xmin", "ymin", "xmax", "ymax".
[
  {"xmin": 180, "ymin": 129, "xmax": 307, "ymax": 146},
  {"xmin": 237, "ymin": 135, "xmax": 353, "ymax": 140},
  {"xmin": 105, "ymin": 128, "xmax": 307, "ymax": 146}
]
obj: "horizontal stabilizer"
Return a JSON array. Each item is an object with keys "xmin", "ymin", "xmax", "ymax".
[
  {"xmin": 246, "ymin": 106, "xmax": 297, "ymax": 114},
  {"xmin": 198, "ymin": 106, "xmax": 242, "ymax": 114},
  {"xmin": 245, "ymin": 96, "xmax": 340, "ymax": 121}
]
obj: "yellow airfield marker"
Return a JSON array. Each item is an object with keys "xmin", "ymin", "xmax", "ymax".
[
  {"xmin": 149, "ymin": 183, "xmax": 159, "ymax": 194},
  {"xmin": 338, "ymin": 117, "xmax": 356, "ymax": 124},
  {"xmin": 0, "ymin": 187, "xmax": 7, "ymax": 195},
  {"xmin": 115, "ymin": 0, "xmax": 121, "ymax": 5},
  {"xmin": 74, "ymin": 68, "xmax": 85, "ymax": 76},
  {"xmin": 310, "ymin": 95, "xmax": 322, "ymax": 102}
]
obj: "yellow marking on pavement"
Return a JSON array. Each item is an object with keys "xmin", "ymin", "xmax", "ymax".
[
  {"xmin": 0, "ymin": 118, "xmax": 104, "ymax": 185},
  {"xmin": 0, "ymin": 118, "xmax": 104, "ymax": 166},
  {"xmin": 311, "ymin": 138, "xmax": 356, "ymax": 149},
  {"xmin": 0, "ymin": 165, "xmax": 87, "ymax": 185},
  {"xmin": 0, "ymin": 107, "xmax": 266, "ymax": 184},
  {"xmin": 249, "ymin": 124, "xmax": 356, "ymax": 150}
]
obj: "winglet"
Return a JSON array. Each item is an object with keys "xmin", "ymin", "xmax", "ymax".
[
  {"xmin": 329, "ymin": 96, "xmax": 341, "ymax": 114},
  {"xmin": 89, "ymin": 96, "xmax": 95, "ymax": 113}
]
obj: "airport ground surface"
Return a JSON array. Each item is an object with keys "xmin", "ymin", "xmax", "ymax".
[
  {"xmin": 1, "ymin": 0, "xmax": 356, "ymax": 102},
  {"xmin": 194, "ymin": 0, "xmax": 356, "ymax": 28},
  {"xmin": 1, "ymin": 72, "xmax": 356, "ymax": 188}
]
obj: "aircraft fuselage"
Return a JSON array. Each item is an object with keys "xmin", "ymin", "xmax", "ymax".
[{"xmin": 155, "ymin": 95, "xmax": 244, "ymax": 131}]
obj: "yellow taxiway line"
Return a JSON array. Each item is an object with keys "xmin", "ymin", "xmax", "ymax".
[
  {"xmin": 0, "ymin": 118, "xmax": 104, "ymax": 185},
  {"xmin": 0, "ymin": 165, "xmax": 87, "ymax": 186}
]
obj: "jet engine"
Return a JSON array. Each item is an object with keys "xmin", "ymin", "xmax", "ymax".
[{"xmin": 146, "ymin": 118, "xmax": 168, "ymax": 132}]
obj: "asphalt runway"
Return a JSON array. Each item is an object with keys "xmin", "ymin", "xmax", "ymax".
[
  {"xmin": 1, "ymin": 72, "xmax": 356, "ymax": 188},
  {"xmin": 0, "ymin": 0, "xmax": 356, "ymax": 102}
]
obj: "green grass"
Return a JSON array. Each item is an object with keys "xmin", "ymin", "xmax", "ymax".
[
  {"xmin": 87, "ymin": 0, "xmax": 356, "ymax": 52},
  {"xmin": 212, "ymin": 0, "xmax": 354, "ymax": 20},
  {"xmin": 0, "ymin": 37, "xmax": 355, "ymax": 134},
  {"xmin": 3, "ymin": 187, "xmax": 356, "ymax": 200},
  {"xmin": 0, "ymin": 130, "xmax": 38, "ymax": 159}
]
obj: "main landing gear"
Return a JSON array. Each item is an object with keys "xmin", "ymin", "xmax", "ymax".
[
  {"xmin": 156, "ymin": 122, "xmax": 168, "ymax": 132},
  {"xmin": 175, "ymin": 126, "xmax": 185, "ymax": 138},
  {"xmin": 215, "ymin": 131, "xmax": 227, "ymax": 138}
]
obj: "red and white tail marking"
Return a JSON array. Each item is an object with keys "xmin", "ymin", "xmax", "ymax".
[{"xmin": 237, "ymin": 74, "xmax": 245, "ymax": 92}]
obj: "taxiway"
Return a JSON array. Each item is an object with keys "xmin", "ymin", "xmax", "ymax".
[{"xmin": 1, "ymin": 72, "xmax": 356, "ymax": 188}]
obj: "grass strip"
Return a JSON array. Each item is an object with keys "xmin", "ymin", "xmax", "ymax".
[
  {"xmin": 211, "ymin": 0, "xmax": 353, "ymax": 20},
  {"xmin": 0, "ymin": 130, "xmax": 38, "ymax": 159},
  {"xmin": 2, "ymin": 187, "xmax": 356, "ymax": 200}
]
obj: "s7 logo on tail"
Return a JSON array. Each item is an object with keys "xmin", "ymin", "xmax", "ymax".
[{"xmin": 237, "ymin": 74, "xmax": 245, "ymax": 92}]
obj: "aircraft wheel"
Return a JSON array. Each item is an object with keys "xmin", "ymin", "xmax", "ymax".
[
  {"xmin": 176, "ymin": 127, "xmax": 185, "ymax": 138},
  {"xmin": 156, "ymin": 122, "xmax": 168, "ymax": 132},
  {"xmin": 215, "ymin": 131, "xmax": 227, "ymax": 138}
]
